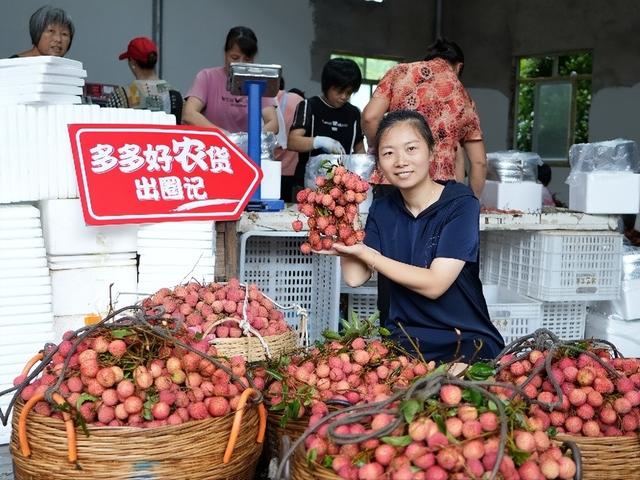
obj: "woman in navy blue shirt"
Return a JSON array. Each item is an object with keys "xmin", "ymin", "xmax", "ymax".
[{"xmin": 332, "ymin": 110, "xmax": 504, "ymax": 363}]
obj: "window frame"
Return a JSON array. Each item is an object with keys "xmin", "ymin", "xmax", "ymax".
[{"xmin": 513, "ymin": 51, "xmax": 592, "ymax": 166}]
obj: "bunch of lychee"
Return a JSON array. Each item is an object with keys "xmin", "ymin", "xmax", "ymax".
[
  {"xmin": 142, "ymin": 278, "xmax": 290, "ymax": 338},
  {"xmin": 495, "ymin": 348, "xmax": 640, "ymax": 437},
  {"xmin": 300, "ymin": 382, "xmax": 578, "ymax": 480},
  {"xmin": 266, "ymin": 337, "xmax": 435, "ymax": 420},
  {"xmin": 14, "ymin": 327, "xmax": 267, "ymax": 428},
  {"xmin": 292, "ymin": 165, "xmax": 369, "ymax": 254}
]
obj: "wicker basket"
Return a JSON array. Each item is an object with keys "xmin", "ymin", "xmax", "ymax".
[
  {"xmin": 212, "ymin": 328, "xmax": 301, "ymax": 362},
  {"xmin": 291, "ymin": 445, "xmax": 339, "ymax": 480},
  {"xmin": 266, "ymin": 412, "xmax": 309, "ymax": 461},
  {"xmin": 555, "ymin": 434, "xmax": 640, "ymax": 479},
  {"xmin": 11, "ymin": 401, "xmax": 263, "ymax": 480}
]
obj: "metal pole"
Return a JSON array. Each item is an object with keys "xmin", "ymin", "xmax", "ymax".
[
  {"xmin": 246, "ymin": 80, "xmax": 266, "ymax": 202},
  {"xmin": 152, "ymin": 0, "xmax": 163, "ymax": 78}
]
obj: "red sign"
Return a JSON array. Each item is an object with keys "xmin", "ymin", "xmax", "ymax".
[{"xmin": 68, "ymin": 124, "xmax": 262, "ymax": 225}]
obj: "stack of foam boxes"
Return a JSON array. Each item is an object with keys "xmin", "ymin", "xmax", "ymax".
[
  {"xmin": 481, "ymin": 230, "xmax": 623, "ymax": 343},
  {"xmin": 137, "ymin": 221, "xmax": 216, "ymax": 296},
  {"xmin": 0, "ymin": 204, "xmax": 54, "ymax": 443},
  {"xmin": 38, "ymin": 199, "xmax": 138, "ymax": 340},
  {"xmin": 587, "ymin": 245, "xmax": 640, "ymax": 356}
]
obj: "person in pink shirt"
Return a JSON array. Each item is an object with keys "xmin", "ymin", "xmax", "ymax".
[
  {"xmin": 182, "ymin": 26, "xmax": 277, "ymax": 134},
  {"xmin": 274, "ymin": 80, "xmax": 305, "ymax": 201}
]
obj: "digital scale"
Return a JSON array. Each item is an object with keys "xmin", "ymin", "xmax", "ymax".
[{"xmin": 228, "ymin": 63, "xmax": 284, "ymax": 212}]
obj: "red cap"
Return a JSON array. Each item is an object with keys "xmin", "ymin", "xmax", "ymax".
[{"xmin": 118, "ymin": 37, "xmax": 158, "ymax": 62}]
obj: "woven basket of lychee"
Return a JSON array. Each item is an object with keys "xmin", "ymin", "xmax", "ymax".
[
  {"xmin": 262, "ymin": 313, "xmax": 438, "ymax": 468},
  {"xmin": 141, "ymin": 278, "xmax": 307, "ymax": 363},
  {"xmin": 5, "ymin": 306, "xmax": 267, "ymax": 480},
  {"xmin": 292, "ymin": 163, "xmax": 369, "ymax": 254},
  {"xmin": 492, "ymin": 328, "xmax": 640, "ymax": 479},
  {"xmin": 275, "ymin": 367, "xmax": 581, "ymax": 480}
]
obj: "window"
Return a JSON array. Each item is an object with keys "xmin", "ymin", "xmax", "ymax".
[
  {"xmin": 330, "ymin": 53, "xmax": 400, "ymax": 112},
  {"xmin": 514, "ymin": 52, "xmax": 592, "ymax": 163}
]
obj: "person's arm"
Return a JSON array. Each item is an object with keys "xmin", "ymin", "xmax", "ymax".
[
  {"xmin": 464, "ymin": 140, "xmax": 487, "ymax": 198},
  {"xmin": 287, "ymin": 127, "xmax": 314, "ymax": 152},
  {"xmin": 362, "ymin": 96, "xmax": 389, "ymax": 147},
  {"xmin": 335, "ymin": 242, "xmax": 464, "ymax": 299},
  {"xmin": 455, "ymin": 143, "xmax": 466, "ymax": 183},
  {"xmin": 262, "ymin": 105, "xmax": 278, "ymax": 133},
  {"xmin": 182, "ymin": 96, "xmax": 222, "ymax": 129}
]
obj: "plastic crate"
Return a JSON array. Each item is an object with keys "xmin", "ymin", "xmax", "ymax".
[
  {"xmin": 483, "ymin": 284, "xmax": 542, "ymax": 344},
  {"xmin": 238, "ymin": 231, "xmax": 340, "ymax": 343},
  {"xmin": 347, "ymin": 292, "xmax": 378, "ymax": 321},
  {"xmin": 482, "ymin": 231, "xmax": 622, "ymax": 302},
  {"xmin": 541, "ymin": 301, "xmax": 587, "ymax": 340}
]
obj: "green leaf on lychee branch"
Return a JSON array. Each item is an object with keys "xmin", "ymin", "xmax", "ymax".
[
  {"xmin": 381, "ymin": 435, "xmax": 412, "ymax": 447},
  {"xmin": 400, "ymin": 398, "xmax": 423, "ymax": 423},
  {"xmin": 323, "ymin": 455, "xmax": 334, "ymax": 468},
  {"xmin": 507, "ymin": 438, "xmax": 532, "ymax": 466},
  {"xmin": 462, "ymin": 388, "xmax": 483, "ymax": 408},
  {"xmin": 432, "ymin": 412, "xmax": 447, "ymax": 434},
  {"xmin": 306, "ymin": 447, "xmax": 318, "ymax": 465},
  {"xmin": 465, "ymin": 362, "xmax": 495, "ymax": 381},
  {"xmin": 76, "ymin": 393, "xmax": 98, "ymax": 410},
  {"xmin": 111, "ymin": 328, "xmax": 134, "ymax": 339}
]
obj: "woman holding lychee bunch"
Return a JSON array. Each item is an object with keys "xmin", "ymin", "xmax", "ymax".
[{"xmin": 326, "ymin": 110, "xmax": 504, "ymax": 363}]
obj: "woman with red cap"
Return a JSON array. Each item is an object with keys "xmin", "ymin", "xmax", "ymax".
[{"xmin": 113, "ymin": 36, "xmax": 173, "ymax": 114}]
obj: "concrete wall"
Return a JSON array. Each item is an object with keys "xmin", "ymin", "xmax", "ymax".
[{"xmin": 0, "ymin": 0, "xmax": 317, "ymax": 97}]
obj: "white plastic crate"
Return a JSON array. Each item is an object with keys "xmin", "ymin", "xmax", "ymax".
[
  {"xmin": 347, "ymin": 292, "xmax": 378, "ymax": 321},
  {"xmin": 482, "ymin": 231, "xmax": 622, "ymax": 301},
  {"xmin": 483, "ymin": 284, "xmax": 542, "ymax": 345},
  {"xmin": 541, "ymin": 301, "xmax": 587, "ymax": 340},
  {"xmin": 239, "ymin": 231, "xmax": 340, "ymax": 343}
]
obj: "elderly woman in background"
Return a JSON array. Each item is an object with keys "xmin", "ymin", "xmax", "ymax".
[{"xmin": 11, "ymin": 5, "xmax": 74, "ymax": 58}]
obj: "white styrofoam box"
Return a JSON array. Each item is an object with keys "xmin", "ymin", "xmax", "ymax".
[
  {"xmin": 0, "ymin": 278, "xmax": 51, "ymax": 294},
  {"xmin": 585, "ymin": 311, "xmax": 640, "ymax": 357},
  {"xmin": 483, "ymin": 284, "xmax": 543, "ymax": 344},
  {"xmin": 137, "ymin": 238, "xmax": 213, "ymax": 250},
  {"xmin": 239, "ymin": 231, "xmax": 341, "ymax": 343},
  {"xmin": 569, "ymin": 172, "xmax": 640, "ymax": 214},
  {"xmin": 481, "ymin": 180, "xmax": 543, "ymax": 212},
  {"xmin": 261, "ymin": 159, "xmax": 281, "ymax": 200},
  {"xmin": 0, "ymin": 303, "xmax": 51, "ymax": 316},
  {"xmin": 3, "ymin": 84, "xmax": 83, "ymax": 95},
  {"xmin": 137, "ymin": 229, "xmax": 214, "ymax": 241},
  {"xmin": 0, "ymin": 266, "xmax": 50, "ymax": 280},
  {"xmin": 0, "ymin": 330, "xmax": 53, "ymax": 347},
  {"xmin": 137, "ymin": 221, "xmax": 214, "ymax": 233},
  {"xmin": 49, "ymin": 253, "xmax": 137, "ymax": 316},
  {"xmin": 482, "ymin": 231, "xmax": 622, "ymax": 301},
  {"xmin": 0, "ymin": 236, "xmax": 44, "ymax": 250},
  {"xmin": 0, "ymin": 93, "xmax": 82, "ymax": 105},
  {"xmin": 0, "ymin": 74, "xmax": 85, "ymax": 87},
  {"xmin": 0, "ymin": 55, "xmax": 84, "ymax": 70},
  {"xmin": 0, "ymin": 204, "xmax": 40, "ymax": 220},
  {"xmin": 541, "ymin": 301, "xmax": 587, "ymax": 340},
  {"xmin": 0, "ymin": 293, "xmax": 52, "ymax": 307},
  {"xmin": 594, "ymin": 278, "xmax": 640, "ymax": 320},
  {"xmin": 0, "ymin": 312, "xmax": 53, "ymax": 327},
  {"xmin": 39, "ymin": 199, "xmax": 138, "ymax": 255}
]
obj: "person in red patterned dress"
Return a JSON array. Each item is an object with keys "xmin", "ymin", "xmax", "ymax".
[{"xmin": 363, "ymin": 38, "xmax": 487, "ymax": 198}]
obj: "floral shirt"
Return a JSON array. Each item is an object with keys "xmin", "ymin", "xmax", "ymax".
[{"xmin": 372, "ymin": 58, "xmax": 482, "ymax": 182}]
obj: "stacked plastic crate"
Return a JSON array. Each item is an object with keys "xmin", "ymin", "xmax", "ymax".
[
  {"xmin": 482, "ymin": 230, "xmax": 622, "ymax": 342},
  {"xmin": 0, "ymin": 205, "xmax": 54, "ymax": 443},
  {"xmin": 238, "ymin": 231, "xmax": 340, "ymax": 343}
]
